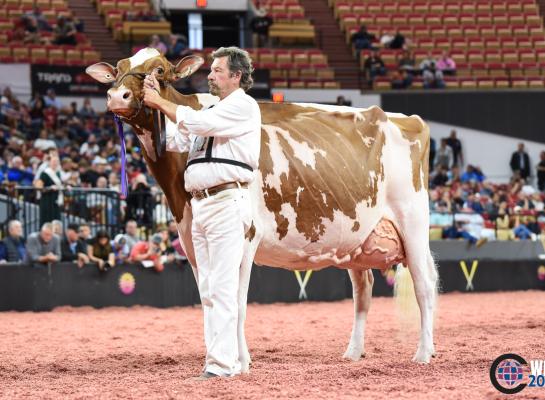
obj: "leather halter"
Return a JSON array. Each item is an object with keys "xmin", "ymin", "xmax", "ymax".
[{"xmin": 115, "ymin": 71, "xmax": 166, "ymax": 158}]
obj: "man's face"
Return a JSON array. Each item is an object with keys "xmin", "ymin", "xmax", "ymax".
[
  {"xmin": 66, "ymin": 228, "xmax": 78, "ymax": 241},
  {"xmin": 41, "ymin": 228, "xmax": 53, "ymax": 243},
  {"xmin": 207, "ymin": 56, "xmax": 240, "ymax": 99},
  {"xmin": 79, "ymin": 226, "xmax": 90, "ymax": 239},
  {"xmin": 126, "ymin": 222, "xmax": 137, "ymax": 235},
  {"xmin": 9, "ymin": 222, "xmax": 22, "ymax": 238}
]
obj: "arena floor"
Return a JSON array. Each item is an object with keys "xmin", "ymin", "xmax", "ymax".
[{"xmin": 1, "ymin": 291, "xmax": 544, "ymax": 399}]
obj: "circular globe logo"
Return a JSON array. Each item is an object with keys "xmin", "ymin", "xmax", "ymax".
[
  {"xmin": 537, "ymin": 265, "xmax": 545, "ymax": 281},
  {"xmin": 490, "ymin": 354, "xmax": 528, "ymax": 394},
  {"xmin": 119, "ymin": 272, "xmax": 136, "ymax": 295}
]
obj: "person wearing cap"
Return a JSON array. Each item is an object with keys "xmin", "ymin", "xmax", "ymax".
[
  {"xmin": 129, "ymin": 234, "xmax": 165, "ymax": 272},
  {"xmin": 111, "ymin": 234, "xmax": 130, "ymax": 264},
  {"xmin": 143, "ymin": 46, "xmax": 260, "ymax": 379}
]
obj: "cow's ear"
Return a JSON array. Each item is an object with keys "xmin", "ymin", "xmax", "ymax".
[
  {"xmin": 86, "ymin": 62, "xmax": 117, "ymax": 84},
  {"xmin": 173, "ymin": 56, "xmax": 204, "ymax": 80}
]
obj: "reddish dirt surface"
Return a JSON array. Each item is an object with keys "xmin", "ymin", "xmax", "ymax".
[{"xmin": 1, "ymin": 291, "xmax": 544, "ymax": 399}]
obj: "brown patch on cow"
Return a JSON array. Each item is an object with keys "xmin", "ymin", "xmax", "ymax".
[
  {"xmin": 388, "ymin": 115, "xmax": 430, "ymax": 191},
  {"xmin": 259, "ymin": 104, "xmax": 386, "ymax": 242},
  {"xmin": 245, "ymin": 221, "xmax": 256, "ymax": 242},
  {"xmin": 352, "ymin": 221, "xmax": 360, "ymax": 232}
]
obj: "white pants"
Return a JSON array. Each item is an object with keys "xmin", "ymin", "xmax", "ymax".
[{"xmin": 191, "ymin": 187, "xmax": 252, "ymax": 376}]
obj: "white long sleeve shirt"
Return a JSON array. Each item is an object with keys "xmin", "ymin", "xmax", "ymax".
[{"xmin": 165, "ymin": 88, "xmax": 262, "ymax": 192}]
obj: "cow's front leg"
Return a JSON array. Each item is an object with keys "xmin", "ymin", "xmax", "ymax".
[
  {"xmin": 238, "ymin": 225, "xmax": 261, "ymax": 373},
  {"xmin": 343, "ymin": 269, "xmax": 374, "ymax": 361}
]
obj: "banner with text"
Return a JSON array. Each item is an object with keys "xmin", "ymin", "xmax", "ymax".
[{"xmin": 31, "ymin": 65, "xmax": 108, "ymax": 97}]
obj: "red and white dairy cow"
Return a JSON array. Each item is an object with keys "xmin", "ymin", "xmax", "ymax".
[{"xmin": 87, "ymin": 48, "xmax": 438, "ymax": 371}]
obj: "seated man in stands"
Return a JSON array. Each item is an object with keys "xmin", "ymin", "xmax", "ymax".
[
  {"xmin": 53, "ymin": 16, "xmax": 77, "ymax": 46},
  {"xmin": 351, "ymin": 25, "xmax": 376, "ymax": 55},
  {"xmin": 129, "ymin": 233, "xmax": 167, "ymax": 272},
  {"xmin": 165, "ymin": 34, "xmax": 190, "ymax": 60},
  {"xmin": 363, "ymin": 50, "xmax": 386, "ymax": 88},
  {"xmin": 6, "ymin": 156, "xmax": 34, "ymax": 186},
  {"xmin": 25, "ymin": 222, "xmax": 61, "ymax": 267},
  {"xmin": 390, "ymin": 69, "xmax": 413, "ymax": 89},
  {"xmin": 111, "ymin": 234, "xmax": 130, "ymax": 265},
  {"xmin": 61, "ymin": 223, "xmax": 89, "ymax": 268},
  {"xmin": 249, "ymin": 3, "xmax": 273, "ymax": 48},
  {"xmin": 0, "ymin": 220, "xmax": 26, "ymax": 263},
  {"xmin": 423, "ymin": 62, "xmax": 445, "ymax": 89}
]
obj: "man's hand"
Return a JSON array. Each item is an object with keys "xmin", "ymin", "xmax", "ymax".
[{"xmin": 143, "ymin": 72, "xmax": 162, "ymax": 110}]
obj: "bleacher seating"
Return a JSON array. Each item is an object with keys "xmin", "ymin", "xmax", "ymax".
[
  {"xmin": 0, "ymin": 0, "xmax": 100, "ymax": 65},
  {"xmin": 331, "ymin": 0, "xmax": 545, "ymax": 89},
  {"xmin": 132, "ymin": 46, "xmax": 339, "ymax": 89}
]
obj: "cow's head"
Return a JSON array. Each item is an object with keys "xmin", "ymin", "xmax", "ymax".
[{"xmin": 86, "ymin": 48, "xmax": 204, "ymax": 120}]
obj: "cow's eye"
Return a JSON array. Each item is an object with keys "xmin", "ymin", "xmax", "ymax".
[{"xmin": 156, "ymin": 67, "xmax": 164, "ymax": 74}]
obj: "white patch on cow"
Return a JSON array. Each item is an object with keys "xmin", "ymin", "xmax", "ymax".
[
  {"xmin": 321, "ymin": 192, "xmax": 327, "ymax": 206},
  {"xmin": 262, "ymin": 125, "xmax": 289, "ymax": 193},
  {"xmin": 134, "ymin": 125, "xmax": 157, "ymax": 162},
  {"xmin": 277, "ymin": 128, "xmax": 326, "ymax": 169},
  {"xmin": 129, "ymin": 48, "xmax": 160, "ymax": 70},
  {"xmin": 296, "ymin": 186, "xmax": 304, "ymax": 204},
  {"xmin": 195, "ymin": 93, "xmax": 220, "ymax": 109},
  {"xmin": 362, "ymin": 136, "xmax": 374, "ymax": 147}
]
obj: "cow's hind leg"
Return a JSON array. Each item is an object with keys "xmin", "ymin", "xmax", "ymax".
[
  {"xmin": 343, "ymin": 269, "xmax": 374, "ymax": 361},
  {"xmin": 399, "ymin": 221, "xmax": 438, "ymax": 363}
]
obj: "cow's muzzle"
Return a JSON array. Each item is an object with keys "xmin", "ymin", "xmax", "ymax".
[{"xmin": 107, "ymin": 86, "xmax": 137, "ymax": 117}]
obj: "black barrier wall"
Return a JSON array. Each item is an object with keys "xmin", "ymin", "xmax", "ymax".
[
  {"xmin": 381, "ymin": 91, "xmax": 545, "ymax": 144},
  {"xmin": 0, "ymin": 259, "xmax": 543, "ymax": 311}
]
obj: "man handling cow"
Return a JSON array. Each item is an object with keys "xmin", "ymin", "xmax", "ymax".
[{"xmin": 142, "ymin": 47, "xmax": 261, "ymax": 380}]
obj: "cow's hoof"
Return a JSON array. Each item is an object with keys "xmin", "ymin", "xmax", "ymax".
[
  {"xmin": 342, "ymin": 349, "xmax": 364, "ymax": 361},
  {"xmin": 412, "ymin": 347, "xmax": 434, "ymax": 364}
]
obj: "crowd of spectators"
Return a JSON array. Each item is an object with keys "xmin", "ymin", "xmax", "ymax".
[
  {"xmin": 353, "ymin": 24, "xmax": 457, "ymax": 89},
  {"xmin": 8, "ymin": 9, "xmax": 85, "ymax": 46},
  {"xmin": 0, "ymin": 219, "xmax": 184, "ymax": 271},
  {"xmin": 428, "ymin": 131, "xmax": 545, "ymax": 244}
]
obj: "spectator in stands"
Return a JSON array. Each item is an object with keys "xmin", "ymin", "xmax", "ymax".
[
  {"xmin": 398, "ymin": 50, "xmax": 416, "ymax": 74},
  {"xmin": 25, "ymin": 222, "xmax": 61, "ymax": 267},
  {"xmin": 126, "ymin": 173, "xmax": 153, "ymax": 226},
  {"xmin": 363, "ymin": 50, "xmax": 386, "ymax": 88},
  {"xmin": 335, "ymin": 96, "xmax": 351, "ymax": 106},
  {"xmin": 78, "ymin": 98, "xmax": 96, "ymax": 119},
  {"xmin": 80, "ymin": 133, "xmax": 99, "ymax": 158},
  {"xmin": 166, "ymin": 34, "xmax": 190, "ymax": 60},
  {"xmin": 510, "ymin": 143, "xmax": 531, "ymax": 181},
  {"xmin": 167, "ymin": 220, "xmax": 179, "ymax": 242},
  {"xmin": 44, "ymin": 89, "xmax": 63, "ymax": 110},
  {"xmin": 429, "ymin": 200, "xmax": 454, "ymax": 232},
  {"xmin": 149, "ymin": 35, "xmax": 167, "ymax": 55},
  {"xmin": 53, "ymin": 16, "xmax": 77, "ymax": 46},
  {"xmin": 129, "ymin": 233, "xmax": 166, "ymax": 272},
  {"xmin": 390, "ymin": 69, "xmax": 413, "ymax": 89},
  {"xmin": 78, "ymin": 223, "xmax": 92, "ymax": 244},
  {"xmin": 351, "ymin": 25, "xmax": 376, "ymax": 55},
  {"xmin": 446, "ymin": 130, "xmax": 464, "ymax": 168},
  {"xmin": 51, "ymin": 219, "xmax": 63, "ymax": 237},
  {"xmin": 36, "ymin": 154, "xmax": 63, "ymax": 225},
  {"xmin": 112, "ymin": 234, "xmax": 130, "ymax": 264},
  {"xmin": 431, "ymin": 165, "xmax": 449, "ymax": 188},
  {"xmin": 423, "ymin": 62, "xmax": 445, "ymax": 89},
  {"xmin": 436, "ymin": 51, "xmax": 456, "ymax": 76},
  {"xmin": 435, "ymin": 139, "xmax": 452, "ymax": 169},
  {"xmin": 537, "ymin": 151, "xmax": 545, "ymax": 192},
  {"xmin": 87, "ymin": 230, "xmax": 115, "ymax": 271},
  {"xmin": 379, "ymin": 30, "xmax": 394, "ymax": 48},
  {"xmin": 419, "ymin": 52, "xmax": 436, "ymax": 72},
  {"xmin": 61, "ymin": 223, "xmax": 89, "ymax": 267},
  {"xmin": 0, "ymin": 220, "xmax": 26, "ymax": 263},
  {"xmin": 21, "ymin": 15, "xmax": 40, "ymax": 44},
  {"xmin": 124, "ymin": 219, "xmax": 140, "ymax": 251},
  {"xmin": 34, "ymin": 129, "xmax": 57, "ymax": 151},
  {"xmin": 249, "ymin": 4, "xmax": 273, "ymax": 48},
  {"xmin": 389, "ymin": 30, "xmax": 406, "ymax": 50},
  {"xmin": 25, "ymin": 7, "xmax": 52, "ymax": 32},
  {"xmin": 461, "ymin": 165, "xmax": 485, "ymax": 183},
  {"xmin": 7, "ymin": 156, "xmax": 34, "ymax": 185}
]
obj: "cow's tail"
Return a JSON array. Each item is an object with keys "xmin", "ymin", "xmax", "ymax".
[{"xmin": 393, "ymin": 264, "xmax": 419, "ymax": 332}]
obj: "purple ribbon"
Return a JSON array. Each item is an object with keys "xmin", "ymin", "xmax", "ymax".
[{"xmin": 113, "ymin": 114, "xmax": 128, "ymax": 199}]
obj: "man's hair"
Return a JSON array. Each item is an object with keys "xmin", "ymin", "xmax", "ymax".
[
  {"xmin": 67, "ymin": 223, "xmax": 79, "ymax": 232},
  {"xmin": 212, "ymin": 47, "xmax": 254, "ymax": 92},
  {"xmin": 8, "ymin": 220, "xmax": 21, "ymax": 231},
  {"xmin": 41, "ymin": 222, "xmax": 52, "ymax": 232}
]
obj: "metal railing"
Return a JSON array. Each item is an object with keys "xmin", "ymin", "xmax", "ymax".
[{"xmin": 0, "ymin": 185, "xmax": 172, "ymax": 239}]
